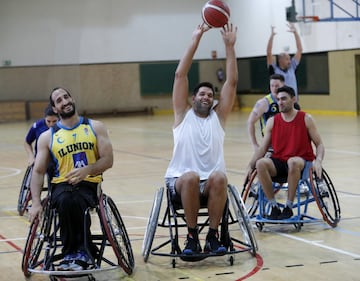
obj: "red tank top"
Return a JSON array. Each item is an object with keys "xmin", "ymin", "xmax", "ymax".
[{"xmin": 271, "ymin": 111, "xmax": 315, "ymax": 162}]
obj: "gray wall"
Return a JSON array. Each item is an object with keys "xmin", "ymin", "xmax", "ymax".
[
  {"xmin": 0, "ymin": 0, "xmax": 359, "ymax": 115},
  {"xmin": 1, "ymin": 0, "xmax": 359, "ymax": 66}
]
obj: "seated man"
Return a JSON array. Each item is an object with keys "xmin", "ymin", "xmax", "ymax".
[
  {"xmin": 28, "ymin": 87, "xmax": 113, "ymax": 271},
  {"xmin": 246, "ymin": 86, "xmax": 324, "ymax": 220},
  {"xmin": 24, "ymin": 104, "xmax": 58, "ymax": 187},
  {"xmin": 165, "ymin": 23, "xmax": 238, "ymax": 255},
  {"xmin": 247, "ymin": 74, "xmax": 284, "ymax": 151}
]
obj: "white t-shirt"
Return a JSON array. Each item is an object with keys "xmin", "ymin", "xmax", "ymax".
[{"xmin": 165, "ymin": 108, "xmax": 226, "ymax": 180}]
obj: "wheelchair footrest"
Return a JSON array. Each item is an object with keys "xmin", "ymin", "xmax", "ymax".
[
  {"xmin": 253, "ymin": 214, "xmax": 321, "ymax": 224},
  {"xmin": 178, "ymin": 250, "xmax": 232, "ymax": 262},
  {"xmin": 28, "ymin": 265, "xmax": 119, "ymax": 276}
]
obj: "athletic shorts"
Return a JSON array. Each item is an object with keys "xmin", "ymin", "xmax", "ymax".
[
  {"xmin": 270, "ymin": 157, "xmax": 288, "ymax": 183},
  {"xmin": 165, "ymin": 177, "xmax": 208, "ymax": 195}
]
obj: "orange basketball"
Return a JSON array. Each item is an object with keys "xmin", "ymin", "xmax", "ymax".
[{"xmin": 202, "ymin": 0, "xmax": 230, "ymax": 28}]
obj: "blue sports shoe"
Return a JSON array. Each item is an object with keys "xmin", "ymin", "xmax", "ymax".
[
  {"xmin": 204, "ymin": 232, "xmax": 226, "ymax": 254},
  {"xmin": 57, "ymin": 252, "xmax": 77, "ymax": 271},
  {"xmin": 68, "ymin": 250, "xmax": 92, "ymax": 271},
  {"xmin": 183, "ymin": 234, "xmax": 202, "ymax": 255}
]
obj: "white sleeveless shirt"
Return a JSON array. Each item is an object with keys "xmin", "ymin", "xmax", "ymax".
[{"xmin": 165, "ymin": 108, "xmax": 226, "ymax": 180}]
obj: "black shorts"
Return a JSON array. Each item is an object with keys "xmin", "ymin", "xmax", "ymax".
[{"xmin": 270, "ymin": 157, "xmax": 288, "ymax": 183}]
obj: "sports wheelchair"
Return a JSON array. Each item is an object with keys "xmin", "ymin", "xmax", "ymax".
[
  {"xmin": 142, "ymin": 184, "xmax": 258, "ymax": 268},
  {"xmin": 21, "ymin": 184, "xmax": 135, "ymax": 280},
  {"xmin": 242, "ymin": 162, "xmax": 341, "ymax": 231},
  {"xmin": 17, "ymin": 164, "xmax": 50, "ymax": 216}
]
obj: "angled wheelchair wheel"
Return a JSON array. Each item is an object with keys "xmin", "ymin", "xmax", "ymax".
[
  {"xmin": 99, "ymin": 194, "xmax": 135, "ymax": 275},
  {"xmin": 142, "ymin": 187, "xmax": 164, "ymax": 262},
  {"xmin": 241, "ymin": 170, "xmax": 259, "ymax": 217},
  {"xmin": 228, "ymin": 185, "xmax": 258, "ymax": 255},
  {"xmin": 22, "ymin": 197, "xmax": 52, "ymax": 277},
  {"xmin": 310, "ymin": 168, "xmax": 341, "ymax": 227},
  {"xmin": 17, "ymin": 165, "xmax": 33, "ymax": 216}
]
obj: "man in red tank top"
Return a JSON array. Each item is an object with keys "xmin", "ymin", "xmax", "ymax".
[{"xmin": 247, "ymin": 86, "xmax": 324, "ymax": 220}]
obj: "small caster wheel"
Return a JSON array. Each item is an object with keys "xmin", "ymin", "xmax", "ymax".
[
  {"xmin": 229, "ymin": 255, "xmax": 234, "ymax": 266},
  {"xmin": 256, "ymin": 222, "xmax": 263, "ymax": 231}
]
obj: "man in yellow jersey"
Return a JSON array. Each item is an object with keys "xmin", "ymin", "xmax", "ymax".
[
  {"xmin": 247, "ymin": 74, "xmax": 284, "ymax": 151},
  {"xmin": 28, "ymin": 87, "xmax": 113, "ymax": 271}
]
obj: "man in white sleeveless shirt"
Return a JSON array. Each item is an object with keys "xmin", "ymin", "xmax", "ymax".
[{"xmin": 165, "ymin": 22, "xmax": 238, "ymax": 255}]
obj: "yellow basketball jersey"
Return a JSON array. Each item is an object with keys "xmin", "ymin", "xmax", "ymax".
[{"xmin": 50, "ymin": 117, "xmax": 102, "ymax": 184}]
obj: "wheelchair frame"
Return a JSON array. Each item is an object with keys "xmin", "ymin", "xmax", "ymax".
[
  {"xmin": 21, "ymin": 187, "xmax": 135, "ymax": 280},
  {"xmin": 142, "ymin": 184, "xmax": 258, "ymax": 268},
  {"xmin": 242, "ymin": 163, "xmax": 341, "ymax": 231},
  {"xmin": 17, "ymin": 165, "xmax": 50, "ymax": 216}
]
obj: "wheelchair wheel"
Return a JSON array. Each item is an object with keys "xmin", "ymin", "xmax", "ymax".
[
  {"xmin": 17, "ymin": 165, "xmax": 33, "ymax": 216},
  {"xmin": 228, "ymin": 185, "xmax": 258, "ymax": 255},
  {"xmin": 241, "ymin": 170, "xmax": 259, "ymax": 217},
  {"xmin": 22, "ymin": 197, "xmax": 52, "ymax": 277},
  {"xmin": 99, "ymin": 194, "xmax": 134, "ymax": 275},
  {"xmin": 310, "ymin": 168, "xmax": 341, "ymax": 227},
  {"xmin": 142, "ymin": 187, "xmax": 164, "ymax": 262}
]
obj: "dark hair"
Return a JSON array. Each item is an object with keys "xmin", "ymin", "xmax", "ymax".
[
  {"xmin": 44, "ymin": 104, "xmax": 57, "ymax": 117},
  {"xmin": 277, "ymin": 85, "xmax": 296, "ymax": 97},
  {"xmin": 270, "ymin": 74, "xmax": 285, "ymax": 82},
  {"xmin": 192, "ymin": 82, "xmax": 215, "ymax": 96},
  {"xmin": 49, "ymin": 87, "xmax": 71, "ymax": 106}
]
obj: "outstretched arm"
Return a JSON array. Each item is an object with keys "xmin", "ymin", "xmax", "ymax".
[
  {"xmin": 172, "ymin": 24, "xmax": 209, "ymax": 128},
  {"xmin": 215, "ymin": 23, "xmax": 238, "ymax": 127},
  {"xmin": 288, "ymin": 22, "xmax": 302, "ymax": 63},
  {"xmin": 266, "ymin": 26, "xmax": 276, "ymax": 66}
]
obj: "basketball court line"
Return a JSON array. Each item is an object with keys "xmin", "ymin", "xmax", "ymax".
[
  {"xmin": 0, "ymin": 167, "xmax": 21, "ymax": 179},
  {"xmin": 0, "ymin": 234, "xmax": 23, "ymax": 252},
  {"xmin": 277, "ymin": 232, "xmax": 360, "ymax": 259},
  {"xmin": 335, "ymin": 226, "xmax": 360, "ymax": 236},
  {"xmin": 326, "ymin": 149, "xmax": 360, "ymax": 156}
]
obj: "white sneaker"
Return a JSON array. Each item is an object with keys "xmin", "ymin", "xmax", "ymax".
[{"xmin": 298, "ymin": 183, "xmax": 309, "ymax": 194}]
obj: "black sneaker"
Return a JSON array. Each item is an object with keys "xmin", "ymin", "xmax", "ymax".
[
  {"xmin": 278, "ymin": 206, "xmax": 294, "ymax": 220},
  {"xmin": 266, "ymin": 205, "xmax": 281, "ymax": 220},
  {"xmin": 183, "ymin": 234, "xmax": 202, "ymax": 255},
  {"xmin": 204, "ymin": 232, "xmax": 226, "ymax": 254}
]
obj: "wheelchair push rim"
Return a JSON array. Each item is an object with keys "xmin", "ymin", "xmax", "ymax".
[{"xmin": 99, "ymin": 193, "xmax": 135, "ymax": 275}]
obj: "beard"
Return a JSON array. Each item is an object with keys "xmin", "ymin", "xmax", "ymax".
[
  {"xmin": 59, "ymin": 102, "xmax": 76, "ymax": 119},
  {"xmin": 194, "ymin": 100, "xmax": 212, "ymax": 117}
]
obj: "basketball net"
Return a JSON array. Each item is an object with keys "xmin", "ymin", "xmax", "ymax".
[{"xmin": 297, "ymin": 16, "xmax": 318, "ymax": 36}]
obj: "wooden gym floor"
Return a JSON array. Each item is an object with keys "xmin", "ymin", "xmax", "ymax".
[{"xmin": 0, "ymin": 111, "xmax": 360, "ymax": 281}]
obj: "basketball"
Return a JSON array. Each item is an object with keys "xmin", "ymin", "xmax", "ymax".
[{"xmin": 202, "ymin": 0, "xmax": 230, "ymax": 28}]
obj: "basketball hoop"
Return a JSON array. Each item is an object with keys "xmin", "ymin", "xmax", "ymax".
[
  {"xmin": 297, "ymin": 15, "xmax": 320, "ymax": 22},
  {"xmin": 297, "ymin": 15, "xmax": 319, "ymax": 36}
]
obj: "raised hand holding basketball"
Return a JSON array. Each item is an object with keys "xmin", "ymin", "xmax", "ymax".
[{"xmin": 202, "ymin": 0, "xmax": 231, "ymax": 28}]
